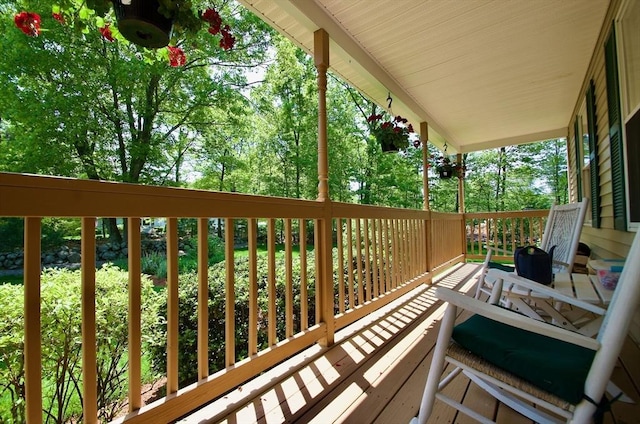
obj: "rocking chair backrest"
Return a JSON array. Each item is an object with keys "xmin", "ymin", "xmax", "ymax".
[
  {"xmin": 540, "ymin": 198, "xmax": 588, "ymax": 274},
  {"xmin": 576, "ymin": 230, "xmax": 640, "ymax": 422}
]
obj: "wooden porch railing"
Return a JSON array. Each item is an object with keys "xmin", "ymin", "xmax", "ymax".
[
  {"xmin": 0, "ymin": 173, "xmax": 466, "ymax": 424},
  {"xmin": 464, "ymin": 209, "xmax": 550, "ymax": 261},
  {"xmin": 0, "ymin": 173, "xmax": 550, "ymax": 423}
]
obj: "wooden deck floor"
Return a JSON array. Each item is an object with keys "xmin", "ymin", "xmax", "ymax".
[{"xmin": 180, "ymin": 263, "xmax": 640, "ymax": 424}]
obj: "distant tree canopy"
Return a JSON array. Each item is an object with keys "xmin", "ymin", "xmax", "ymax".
[{"xmin": 0, "ymin": 0, "xmax": 567, "ymax": 221}]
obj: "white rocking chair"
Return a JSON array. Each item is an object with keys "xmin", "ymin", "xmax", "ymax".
[
  {"xmin": 474, "ymin": 198, "xmax": 589, "ymax": 306},
  {"xmin": 411, "ymin": 228, "xmax": 640, "ymax": 424}
]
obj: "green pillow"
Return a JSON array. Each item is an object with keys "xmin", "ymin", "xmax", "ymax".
[
  {"xmin": 488, "ymin": 262, "xmax": 515, "ymax": 272},
  {"xmin": 452, "ymin": 314, "xmax": 595, "ymax": 404}
]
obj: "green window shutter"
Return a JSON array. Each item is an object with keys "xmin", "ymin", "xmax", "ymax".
[
  {"xmin": 586, "ymin": 80, "xmax": 600, "ymax": 227},
  {"xmin": 573, "ymin": 116, "xmax": 582, "ymax": 202},
  {"xmin": 605, "ymin": 28, "xmax": 627, "ymax": 231}
]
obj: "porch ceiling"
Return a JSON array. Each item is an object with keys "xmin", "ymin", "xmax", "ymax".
[{"xmin": 238, "ymin": 0, "xmax": 610, "ymax": 153}]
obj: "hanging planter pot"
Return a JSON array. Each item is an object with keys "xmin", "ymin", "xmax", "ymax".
[
  {"xmin": 381, "ymin": 143, "xmax": 399, "ymax": 153},
  {"xmin": 438, "ymin": 165, "xmax": 454, "ymax": 179},
  {"xmin": 113, "ymin": 0, "xmax": 173, "ymax": 48}
]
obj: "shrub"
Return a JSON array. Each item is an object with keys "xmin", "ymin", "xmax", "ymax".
[
  {"xmin": 147, "ymin": 253, "xmax": 317, "ymax": 387},
  {"xmin": 0, "ymin": 266, "xmax": 162, "ymax": 423},
  {"xmin": 0, "ymin": 218, "xmax": 81, "ymax": 252}
]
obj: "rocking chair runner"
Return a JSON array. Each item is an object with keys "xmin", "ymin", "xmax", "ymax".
[{"xmin": 411, "ymin": 229, "xmax": 640, "ymax": 424}]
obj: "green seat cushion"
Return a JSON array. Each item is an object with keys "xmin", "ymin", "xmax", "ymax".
[
  {"xmin": 452, "ymin": 314, "xmax": 595, "ymax": 404},
  {"xmin": 488, "ymin": 262, "xmax": 515, "ymax": 272}
]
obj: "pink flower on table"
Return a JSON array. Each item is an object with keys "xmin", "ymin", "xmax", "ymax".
[
  {"xmin": 99, "ymin": 24, "xmax": 114, "ymax": 42},
  {"xmin": 14, "ymin": 11, "xmax": 41, "ymax": 37},
  {"xmin": 167, "ymin": 46, "xmax": 186, "ymax": 67}
]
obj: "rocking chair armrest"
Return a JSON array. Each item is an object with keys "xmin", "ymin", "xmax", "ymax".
[
  {"xmin": 434, "ymin": 287, "xmax": 600, "ymax": 351},
  {"xmin": 486, "ymin": 269, "xmax": 607, "ymax": 316}
]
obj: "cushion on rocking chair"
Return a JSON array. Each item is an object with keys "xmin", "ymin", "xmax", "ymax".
[
  {"xmin": 488, "ymin": 262, "xmax": 515, "ymax": 272},
  {"xmin": 452, "ymin": 314, "xmax": 595, "ymax": 404}
]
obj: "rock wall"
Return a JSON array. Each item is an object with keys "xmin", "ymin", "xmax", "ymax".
[{"xmin": 0, "ymin": 238, "xmax": 194, "ymax": 271}]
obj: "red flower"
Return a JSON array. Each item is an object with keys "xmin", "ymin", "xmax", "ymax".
[
  {"xmin": 219, "ymin": 26, "xmax": 235, "ymax": 50},
  {"xmin": 52, "ymin": 12, "xmax": 64, "ymax": 24},
  {"xmin": 99, "ymin": 24, "xmax": 114, "ymax": 42},
  {"xmin": 413, "ymin": 140, "xmax": 421, "ymax": 148},
  {"xmin": 203, "ymin": 8, "xmax": 222, "ymax": 35},
  {"xmin": 14, "ymin": 11, "xmax": 41, "ymax": 37},
  {"xmin": 167, "ymin": 46, "xmax": 186, "ymax": 67},
  {"xmin": 407, "ymin": 124, "xmax": 414, "ymax": 133},
  {"xmin": 202, "ymin": 8, "xmax": 222, "ymax": 26},
  {"xmin": 367, "ymin": 114, "xmax": 382, "ymax": 122}
]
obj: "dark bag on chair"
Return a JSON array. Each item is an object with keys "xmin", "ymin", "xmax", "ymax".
[{"xmin": 513, "ymin": 245, "xmax": 556, "ymax": 285}]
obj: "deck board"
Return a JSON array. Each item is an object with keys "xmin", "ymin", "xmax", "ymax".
[{"xmin": 181, "ymin": 263, "xmax": 640, "ymax": 424}]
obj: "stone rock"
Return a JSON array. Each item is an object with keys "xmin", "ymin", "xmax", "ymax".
[
  {"xmin": 101, "ymin": 251, "xmax": 117, "ymax": 261},
  {"xmin": 68, "ymin": 252, "xmax": 81, "ymax": 263}
]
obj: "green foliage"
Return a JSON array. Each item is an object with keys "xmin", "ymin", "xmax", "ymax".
[
  {"xmin": 0, "ymin": 219, "xmax": 23, "ymax": 252},
  {"xmin": 0, "ymin": 266, "xmax": 162, "ymax": 423},
  {"xmin": 141, "ymin": 252, "xmax": 168, "ymax": 278},
  {"xmin": 0, "ymin": 218, "xmax": 82, "ymax": 252},
  {"xmin": 146, "ymin": 253, "xmax": 317, "ymax": 386}
]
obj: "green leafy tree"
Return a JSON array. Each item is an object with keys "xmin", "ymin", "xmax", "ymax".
[{"xmin": 0, "ymin": 0, "xmax": 273, "ymax": 242}]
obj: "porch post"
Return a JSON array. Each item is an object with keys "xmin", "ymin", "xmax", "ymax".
[
  {"xmin": 421, "ymin": 122, "xmax": 432, "ymax": 275},
  {"xmin": 457, "ymin": 153, "xmax": 467, "ymax": 259},
  {"xmin": 315, "ymin": 29, "xmax": 330, "ymax": 202},
  {"xmin": 314, "ymin": 28, "xmax": 335, "ymax": 346},
  {"xmin": 421, "ymin": 122, "xmax": 429, "ymax": 211},
  {"xmin": 457, "ymin": 153, "xmax": 465, "ymax": 213}
]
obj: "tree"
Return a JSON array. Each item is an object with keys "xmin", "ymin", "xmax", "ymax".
[{"xmin": 0, "ymin": 0, "xmax": 273, "ymax": 241}]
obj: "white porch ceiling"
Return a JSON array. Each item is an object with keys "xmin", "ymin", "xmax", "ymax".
[{"xmin": 239, "ymin": 0, "xmax": 610, "ymax": 153}]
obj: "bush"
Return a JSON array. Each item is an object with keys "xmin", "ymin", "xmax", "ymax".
[
  {"xmin": 0, "ymin": 218, "xmax": 81, "ymax": 252},
  {"xmin": 147, "ymin": 253, "xmax": 317, "ymax": 387},
  {"xmin": 0, "ymin": 266, "xmax": 162, "ymax": 423}
]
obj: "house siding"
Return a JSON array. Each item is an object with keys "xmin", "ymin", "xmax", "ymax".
[{"xmin": 567, "ymin": 0, "xmax": 639, "ymax": 343}]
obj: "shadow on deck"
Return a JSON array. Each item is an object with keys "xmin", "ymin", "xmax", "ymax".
[{"xmin": 180, "ymin": 263, "xmax": 640, "ymax": 424}]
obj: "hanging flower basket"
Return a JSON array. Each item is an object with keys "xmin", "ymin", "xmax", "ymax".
[
  {"xmin": 113, "ymin": 0, "xmax": 173, "ymax": 48},
  {"xmin": 432, "ymin": 155, "xmax": 465, "ymax": 179},
  {"xmin": 14, "ymin": 1, "xmax": 237, "ymax": 66},
  {"xmin": 368, "ymin": 114, "xmax": 414, "ymax": 153}
]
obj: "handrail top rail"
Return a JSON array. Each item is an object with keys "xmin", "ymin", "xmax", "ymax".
[
  {"xmin": 464, "ymin": 209, "xmax": 549, "ymax": 219},
  {"xmin": 0, "ymin": 172, "xmax": 324, "ymax": 219}
]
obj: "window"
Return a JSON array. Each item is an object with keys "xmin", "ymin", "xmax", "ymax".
[
  {"xmin": 618, "ymin": 0, "xmax": 640, "ymax": 225},
  {"xmin": 619, "ymin": 0, "xmax": 640, "ymax": 116}
]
